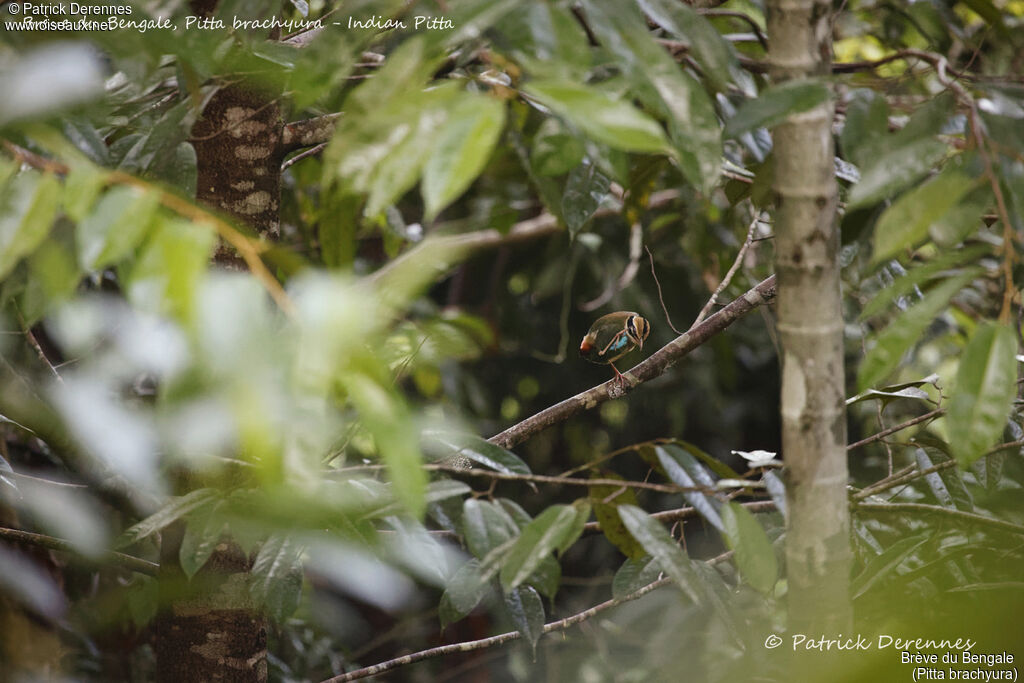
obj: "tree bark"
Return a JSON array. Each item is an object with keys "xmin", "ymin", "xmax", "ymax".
[{"xmin": 766, "ymin": 0, "xmax": 853, "ymax": 638}]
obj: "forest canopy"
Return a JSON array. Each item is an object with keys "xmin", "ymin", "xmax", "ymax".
[{"xmin": 0, "ymin": 0, "xmax": 1022, "ymax": 681}]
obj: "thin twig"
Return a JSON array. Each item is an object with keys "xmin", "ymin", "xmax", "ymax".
[
  {"xmin": 431, "ymin": 465, "xmax": 721, "ymax": 496},
  {"xmin": 583, "ymin": 500, "xmax": 775, "ymax": 533},
  {"xmin": 282, "ymin": 141, "xmax": 328, "ymax": 171},
  {"xmin": 845, "ymin": 409, "xmax": 943, "ymax": 452},
  {"xmin": 692, "ymin": 210, "xmax": 761, "ymax": 327},
  {"xmin": 646, "ymin": 246, "xmax": 682, "ymax": 335},
  {"xmin": 13, "ymin": 304, "xmax": 61, "ymax": 383},
  {"xmin": 855, "ymin": 502, "xmax": 1024, "ymax": 537},
  {"xmin": 581, "ymin": 222, "xmax": 644, "ymax": 312}
]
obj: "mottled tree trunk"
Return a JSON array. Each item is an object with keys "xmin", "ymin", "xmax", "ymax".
[
  {"xmin": 154, "ymin": 24, "xmax": 285, "ymax": 680},
  {"xmin": 766, "ymin": 0, "xmax": 853, "ymax": 638}
]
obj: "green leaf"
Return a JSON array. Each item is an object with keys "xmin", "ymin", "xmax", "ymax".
[
  {"xmin": 179, "ymin": 499, "xmax": 224, "ymax": 579},
  {"xmin": 612, "ymin": 555, "xmax": 661, "ymax": 599},
  {"xmin": 524, "ymin": 81, "xmax": 672, "ymax": 155},
  {"xmin": 77, "ymin": 185, "xmax": 159, "ymax": 271},
  {"xmin": 872, "ymin": 166, "xmax": 981, "ymax": 263},
  {"xmin": 0, "ymin": 171, "xmax": 60, "ymax": 280},
  {"xmin": 20, "ymin": 223, "xmax": 80, "ymax": 324},
  {"xmin": 638, "ymin": 0, "xmax": 744, "ymax": 94},
  {"xmin": 63, "ymin": 164, "xmax": 107, "ymax": 223},
  {"xmin": 250, "ymin": 534, "xmax": 305, "ymax": 621},
  {"xmin": 669, "ymin": 440, "xmax": 742, "ymax": 480},
  {"xmin": 851, "ymin": 533, "xmax": 930, "ymax": 599},
  {"xmin": 126, "ymin": 576, "xmax": 159, "ymax": 629},
  {"xmin": 720, "ymin": 502, "xmax": 778, "ymax": 595},
  {"xmin": 561, "ymin": 159, "xmax": 611, "ymax": 238},
  {"xmin": 462, "ymin": 499, "xmax": 519, "ymax": 558},
  {"xmin": 424, "ymin": 431, "xmax": 531, "ymax": 475},
  {"xmin": 929, "ymin": 184, "xmax": 992, "ymax": 247},
  {"xmin": 503, "ymin": 585, "xmax": 545, "ymax": 653},
  {"xmin": 125, "ymin": 218, "xmax": 215, "ymax": 323},
  {"xmin": 117, "ymin": 488, "xmax": 221, "ymax": 548},
  {"xmin": 724, "ymin": 80, "xmax": 830, "ymax": 138},
  {"xmin": 860, "ymin": 245, "xmax": 990, "ymax": 320},
  {"xmin": 617, "ymin": 504, "xmax": 702, "ymax": 603},
  {"xmin": 589, "ymin": 472, "xmax": 645, "ymax": 559},
  {"xmin": 947, "ymin": 323, "xmax": 1018, "ymax": 467},
  {"xmin": 346, "ymin": 374, "xmax": 426, "ymax": 517},
  {"xmin": 532, "ymin": 117, "xmax": 585, "ymax": 177},
  {"xmin": 857, "ymin": 272, "xmax": 976, "ymax": 390},
  {"xmin": 654, "ymin": 444, "xmax": 723, "ymax": 532},
  {"xmin": 499, "ymin": 502, "xmax": 589, "ymax": 591},
  {"xmin": 914, "ymin": 447, "xmax": 973, "ymax": 511},
  {"xmin": 580, "ymin": 0, "xmax": 722, "ymax": 193},
  {"xmin": 422, "ymin": 94, "xmax": 507, "ymax": 220},
  {"xmin": 848, "ymin": 137, "xmax": 949, "ymax": 209},
  {"xmin": 439, "ymin": 559, "xmax": 488, "ymax": 627}
]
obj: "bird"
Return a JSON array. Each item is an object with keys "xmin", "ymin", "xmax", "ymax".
[{"xmin": 579, "ymin": 312, "xmax": 651, "ymax": 385}]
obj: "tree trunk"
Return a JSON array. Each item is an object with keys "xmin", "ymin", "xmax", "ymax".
[
  {"xmin": 766, "ymin": 0, "xmax": 853, "ymax": 637},
  {"xmin": 154, "ymin": 49, "xmax": 284, "ymax": 683}
]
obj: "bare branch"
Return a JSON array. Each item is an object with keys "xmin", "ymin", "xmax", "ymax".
[
  {"xmin": 281, "ymin": 113, "xmax": 342, "ymax": 152},
  {"xmin": 489, "ymin": 275, "xmax": 776, "ymax": 450},
  {"xmin": 692, "ymin": 209, "xmax": 762, "ymax": 327},
  {"xmin": 0, "ymin": 526, "xmax": 158, "ymax": 576}
]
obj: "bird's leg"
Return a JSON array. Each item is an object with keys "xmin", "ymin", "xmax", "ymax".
[{"xmin": 609, "ymin": 362, "xmax": 626, "ymax": 389}]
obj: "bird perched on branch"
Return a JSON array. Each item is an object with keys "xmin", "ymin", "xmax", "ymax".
[{"xmin": 579, "ymin": 312, "xmax": 651, "ymax": 385}]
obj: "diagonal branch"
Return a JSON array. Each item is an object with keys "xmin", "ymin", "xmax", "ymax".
[
  {"xmin": 489, "ymin": 275, "xmax": 777, "ymax": 450},
  {"xmin": 0, "ymin": 526, "xmax": 158, "ymax": 576}
]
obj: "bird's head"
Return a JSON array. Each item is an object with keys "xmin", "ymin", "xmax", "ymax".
[{"xmin": 625, "ymin": 314, "xmax": 650, "ymax": 350}]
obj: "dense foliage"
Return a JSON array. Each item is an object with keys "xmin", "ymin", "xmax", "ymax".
[{"xmin": 0, "ymin": 0, "xmax": 1022, "ymax": 680}]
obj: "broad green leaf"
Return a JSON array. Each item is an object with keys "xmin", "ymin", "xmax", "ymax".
[
  {"xmin": 914, "ymin": 447, "xmax": 973, "ymax": 511},
  {"xmin": 851, "ymin": 533, "xmax": 930, "ymax": 599},
  {"xmin": 848, "ymin": 137, "xmax": 949, "ymax": 208},
  {"xmin": 947, "ymin": 323, "xmax": 1017, "ymax": 467},
  {"xmin": 580, "ymin": 0, "xmax": 722, "ymax": 192},
  {"xmin": 424, "ymin": 431, "xmax": 531, "ymax": 475},
  {"xmin": 929, "ymin": 184, "xmax": 992, "ymax": 247},
  {"xmin": 527, "ymin": 555, "xmax": 561, "ymax": 600},
  {"xmin": 860, "ymin": 245, "xmax": 990, "ymax": 320},
  {"xmin": 503, "ymin": 585, "xmax": 545, "ymax": 652},
  {"xmin": 561, "ymin": 159, "xmax": 611, "ymax": 237},
  {"xmin": 0, "ymin": 171, "xmax": 60, "ymax": 280},
  {"xmin": 499, "ymin": 502, "xmax": 589, "ymax": 591},
  {"xmin": 179, "ymin": 499, "xmax": 224, "ymax": 579},
  {"xmin": 422, "ymin": 95, "xmax": 506, "ymax": 220},
  {"xmin": 250, "ymin": 534, "xmax": 305, "ymax": 621},
  {"xmin": 369, "ymin": 479, "xmax": 471, "ymax": 519},
  {"xmin": 63, "ymin": 164, "xmax": 107, "ymax": 223},
  {"xmin": 720, "ymin": 502, "xmax": 778, "ymax": 595},
  {"xmin": 638, "ymin": 0, "xmax": 744, "ymax": 94},
  {"xmin": 532, "ymin": 117, "xmax": 585, "ymax": 177},
  {"xmin": 612, "ymin": 555, "xmax": 661, "ymax": 599},
  {"xmin": 346, "ymin": 374, "xmax": 425, "ymax": 517},
  {"xmin": 724, "ymin": 80, "xmax": 831, "ymax": 138},
  {"xmin": 669, "ymin": 440, "xmax": 741, "ymax": 481},
  {"xmin": 126, "ymin": 218, "xmax": 215, "ymax": 323},
  {"xmin": 439, "ymin": 559, "xmax": 488, "ymax": 627},
  {"xmin": 77, "ymin": 185, "xmax": 159, "ymax": 271},
  {"xmin": 524, "ymin": 81, "xmax": 672, "ymax": 155},
  {"xmin": 589, "ymin": 472, "xmax": 645, "ymax": 559},
  {"xmin": 655, "ymin": 444, "xmax": 724, "ymax": 532},
  {"xmin": 117, "ymin": 488, "xmax": 221, "ymax": 548},
  {"xmin": 618, "ymin": 504, "xmax": 702, "ymax": 603},
  {"xmin": 502, "ymin": 1, "xmax": 592, "ymax": 79},
  {"xmin": 857, "ymin": 272, "xmax": 976, "ymax": 390},
  {"xmin": 872, "ymin": 166, "xmax": 980, "ymax": 263},
  {"xmin": 462, "ymin": 499, "xmax": 519, "ymax": 558},
  {"xmin": 840, "ymin": 89, "xmax": 890, "ymax": 168},
  {"xmin": 126, "ymin": 576, "xmax": 158, "ymax": 628},
  {"xmin": 20, "ymin": 223, "xmax": 80, "ymax": 324}
]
